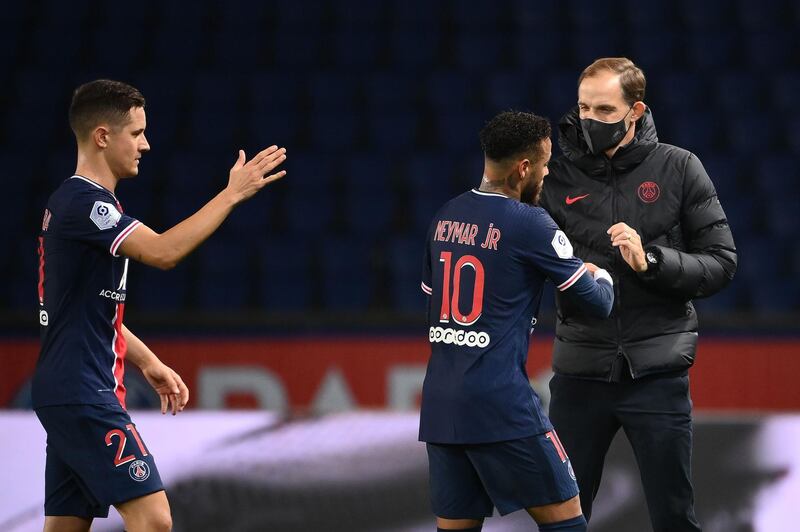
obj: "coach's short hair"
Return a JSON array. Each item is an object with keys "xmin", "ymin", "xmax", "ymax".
[
  {"xmin": 579, "ymin": 57, "xmax": 646, "ymax": 105},
  {"xmin": 479, "ymin": 111, "xmax": 551, "ymax": 163},
  {"xmin": 68, "ymin": 79, "xmax": 145, "ymax": 141}
]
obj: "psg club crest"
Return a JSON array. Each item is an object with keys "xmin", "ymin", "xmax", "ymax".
[
  {"xmin": 129, "ymin": 460, "xmax": 150, "ymax": 482},
  {"xmin": 637, "ymin": 181, "xmax": 660, "ymax": 203}
]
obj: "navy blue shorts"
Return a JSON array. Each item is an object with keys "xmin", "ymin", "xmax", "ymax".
[
  {"xmin": 35, "ymin": 403, "xmax": 164, "ymax": 518},
  {"xmin": 426, "ymin": 431, "xmax": 578, "ymax": 519}
]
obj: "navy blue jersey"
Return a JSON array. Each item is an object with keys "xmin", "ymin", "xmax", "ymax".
[
  {"xmin": 419, "ymin": 189, "xmax": 613, "ymax": 444},
  {"xmin": 33, "ymin": 175, "xmax": 141, "ymax": 409}
]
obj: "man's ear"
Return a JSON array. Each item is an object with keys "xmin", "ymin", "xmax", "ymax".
[
  {"xmin": 93, "ymin": 126, "xmax": 111, "ymax": 149},
  {"xmin": 631, "ymin": 101, "xmax": 646, "ymax": 122}
]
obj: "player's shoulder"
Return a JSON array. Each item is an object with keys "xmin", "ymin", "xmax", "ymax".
[{"xmin": 509, "ymin": 201, "xmax": 558, "ymax": 231}]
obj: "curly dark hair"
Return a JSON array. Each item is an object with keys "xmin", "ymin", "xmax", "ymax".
[
  {"xmin": 479, "ymin": 111, "xmax": 551, "ymax": 163},
  {"xmin": 69, "ymin": 79, "xmax": 145, "ymax": 141}
]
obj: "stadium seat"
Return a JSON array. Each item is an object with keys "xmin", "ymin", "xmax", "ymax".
[
  {"xmin": 128, "ymin": 261, "xmax": 190, "ymax": 311},
  {"xmin": 685, "ymin": 32, "xmax": 737, "ymax": 71},
  {"xmin": 630, "ymin": 31, "xmax": 681, "ymax": 71},
  {"xmin": 258, "ymin": 237, "xmax": 314, "ymax": 311},
  {"xmin": 363, "ymin": 73, "xmax": 415, "ymax": 111},
  {"xmin": 485, "ymin": 71, "xmax": 535, "ymax": 112},
  {"xmin": 725, "ymin": 113, "xmax": 776, "ymax": 154},
  {"xmin": 91, "ymin": 24, "xmax": 146, "ymax": 72},
  {"xmin": 713, "ymin": 71, "xmax": 761, "ymax": 113},
  {"xmin": 273, "ymin": 29, "xmax": 322, "ymax": 68},
  {"xmin": 679, "ymin": 0, "xmax": 735, "ymax": 29},
  {"xmin": 387, "ymin": 236, "xmax": 428, "ymax": 311},
  {"xmin": 196, "ymin": 240, "xmax": 251, "ymax": 309},
  {"xmin": 569, "ymin": 31, "xmax": 623, "ymax": 70},
  {"xmin": 744, "ymin": 32, "xmax": 795, "ymax": 70},
  {"xmin": 735, "ymin": 0, "xmax": 787, "ymax": 30},
  {"xmin": 367, "ymin": 110, "xmax": 418, "ymax": 152},
  {"xmin": 151, "ymin": 22, "xmax": 205, "ymax": 69},
  {"xmin": 320, "ymin": 238, "xmax": 374, "ymax": 310},
  {"xmin": 308, "ymin": 73, "xmax": 359, "ymax": 113},
  {"xmin": 540, "ymin": 71, "xmax": 582, "ymax": 120},
  {"xmin": 698, "ymin": 154, "xmax": 741, "ymax": 203},
  {"xmin": 659, "ymin": 111, "xmax": 719, "ymax": 154},
  {"xmin": 390, "ymin": 28, "xmax": 442, "ymax": 71},
  {"xmin": 342, "ymin": 155, "xmax": 395, "ymax": 236},
  {"xmin": 455, "ymin": 32, "xmax": 508, "ymax": 72},
  {"xmin": 512, "ymin": 31, "xmax": 561, "ymax": 70},
  {"xmin": 310, "ymin": 111, "xmax": 360, "ymax": 152},
  {"xmin": 187, "ymin": 108, "xmax": 240, "ymax": 151},
  {"xmin": 650, "ymin": 72, "xmax": 706, "ymax": 115},
  {"xmin": 434, "ymin": 111, "xmax": 487, "ymax": 153},
  {"xmin": 771, "ymin": 72, "xmax": 800, "ymax": 113},
  {"xmin": 332, "ymin": 30, "xmax": 382, "ymax": 71},
  {"xmin": 622, "ymin": 0, "xmax": 677, "ymax": 28},
  {"xmin": 509, "ymin": 0, "xmax": 558, "ymax": 30},
  {"xmin": 565, "ymin": 0, "xmax": 617, "ymax": 29}
]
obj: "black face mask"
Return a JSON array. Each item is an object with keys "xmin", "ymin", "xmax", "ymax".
[{"xmin": 580, "ymin": 107, "xmax": 632, "ymax": 155}]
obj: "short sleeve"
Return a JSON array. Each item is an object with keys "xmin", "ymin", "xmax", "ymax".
[
  {"xmin": 421, "ymin": 222, "xmax": 433, "ymax": 296},
  {"xmin": 59, "ymin": 188, "xmax": 141, "ymax": 257},
  {"xmin": 519, "ymin": 209, "xmax": 587, "ymax": 291}
]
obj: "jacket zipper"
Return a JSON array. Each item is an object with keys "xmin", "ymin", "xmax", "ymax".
[{"xmin": 609, "ymin": 162, "xmax": 635, "ymax": 380}]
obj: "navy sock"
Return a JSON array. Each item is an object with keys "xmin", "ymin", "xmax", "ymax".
[
  {"xmin": 437, "ymin": 526, "xmax": 482, "ymax": 532},
  {"xmin": 537, "ymin": 514, "xmax": 587, "ymax": 531}
]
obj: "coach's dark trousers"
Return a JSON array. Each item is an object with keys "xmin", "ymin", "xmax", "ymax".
[{"xmin": 549, "ymin": 369, "xmax": 702, "ymax": 532}]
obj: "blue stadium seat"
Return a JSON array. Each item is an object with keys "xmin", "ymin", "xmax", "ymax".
[
  {"xmin": 223, "ymin": 190, "xmax": 277, "ymax": 239},
  {"xmin": 745, "ymin": 32, "xmax": 795, "ymax": 70},
  {"xmin": 565, "ymin": 0, "xmax": 617, "ymax": 29},
  {"xmin": 630, "ymin": 31, "xmax": 680, "ymax": 70},
  {"xmin": 273, "ymin": 29, "xmax": 322, "ymax": 68},
  {"xmin": 332, "ymin": 30, "xmax": 381, "ymax": 70},
  {"xmin": 248, "ymin": 72, "xmax": 305, "ymax": 113},
  {"xmin": 434, "ymin": 111, "xmax": 486, "ymax": 153},
  {"xmin": 749, "ymin": 278, "xmax": 799, "ymax": 312},
  {"xmin": 129, "ymin": 262, "xmax": 189, "ymax": 311},
  {"xmin": 686, "ymin": 32, "xmax": 737, "ymax": 71},
  {"xmin": 771, "ymin": 72, "xmax": 800, "ymax": 113},
  {"xmin": 693, "ymin": 278, "xmax": 744, "ymax": 312},
  {"xmin": 39, "ymin": 0, "xmax": 91, "ymax": 25},
  {"xmin": 485, "ymin": 72, "xmax": 534, "ymax": 111},
  {"xmin": 187, "ymin": 108, "xmax": 239, "ymax": 151},
  {"xmin": 388, "ymin": 0, "xmax": 443, "ymax": 28},
  {"xmin": 283, "ymin": 154, "xmax": 336, "ymax": 234},
  {"xmin": 390, "ymin": 28, "xmax": 441, "ymax": 71},
  {"xmin": 451, "ymin": 0, "xmax": 504, "ymax": 29},
  {"xmin": 192, "ymin": 71, "xmax": 240, "ymax": 113},
  {"xmin": 541, "ymin": 71, "xmax": 582, "ymax": 119},
  {"xmin": 509, "ymin": 0, "xmax": 558, "ymax": 29},
  {"xmin": 320, "ymin": 238, "xmax": 374, "ymax": 310},
  {"xmin": 247, "ymin": 109, "xmax": 302, "ymax": 153},
  {"xmin": 29, "ymin": 24, "xmax": 82, "ymax": 68},
  {"xmin": 713, "ymin": 71, "xmax": 760, "ymax": 113},
  {"xmin": 513, "ymin": 31, "xmax": 561, "ymax": 70},
  {"xmin": 8, "ymin": 240, "xmax": 38, "ymax": 311},
  {"xmin": 426, "ymin": 71, "xmax": 475, "ymax": 111},
  {"xmin": 755, "ymin": 155, "xmax": 798, "ymax": 196},
  {"xmin": 737, "ymin": 238, "xmax": 781, "ymax": 283},
  {"xmin": 308, "ymin": 73, "xmax": 358, "ymax": 112},
  {"xmin": 258, "ymin": 237, "xmax": 313, "ymax": 311},
  {"xmin": 679, "ymin": 0, "xmax": 735, "ymax": 29},
  {"xmin": 91, "ymin": 24, "xmax": 146, "ymax": 71},
  {"xmin": 622, "ymin": 0, "xmax": 677, "ymax": 27},
  {"xmin": 151, "ymin": 22, "xmax": 205, "ymax": 69},
  {"xmin": 699, "ymin": 154, "xmax": 741, "ymax": 202},
  {"xmin": 455, "ymin": 33, "xmax": 507, "ymax": 72},
  {"xmin": 387, "ymin": 236, "xmax": 429, "ymax": 312},
  {"xmin": 274, "ymin": 0, "xmax": 325, "ymax": 28},
  {"xmin": 569, "ymin": 31, "xmax": 623, "ymax": 70},
  {"xmin": 163, "ymin": 153, "xmax": 223, "ymax": 226},
  {"xmin": 659, "ymin": 111, "xmax": 718, "ymax": 154},
  {"xmin": 310, "ymin": 111, "xmax": 359, "ymax": 151},
  {"xmin": 343, "ymin": 155, "xmax": 395, "ymax": 236},
  {"xmin": 196, "ymin": 240, "xmax": 251, "ymax": 309},
  {"xmin": 650, "ymin": 72, "xmax": 705, "ymax": 114},
  {"xmin": 725, "ymin": 113, "xmax": 775, "ymax": 154},
  {"xmin": 363, "ymin": 73, "xmax": 415, "ymax": 111},
  {"xmin": 332, "ymin": 0, "xmax": 385, "ymax": 27},
  {"xmin": 367, "ymin": 110, "xmax": 418, "ymax": 152},
  {"xmin": 735, "ymin": 0, "xmax": 787, "ymax": 30}
]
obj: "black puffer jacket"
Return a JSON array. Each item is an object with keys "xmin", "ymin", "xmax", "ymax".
[{"xmin": 540, "ymin": 107, "xmax": 737, "ymax": 380}]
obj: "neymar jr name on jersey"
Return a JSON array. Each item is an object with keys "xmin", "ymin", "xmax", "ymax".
[{"xmin": 433, "ymin": 219, "xmax": 503, "ymax": 251}]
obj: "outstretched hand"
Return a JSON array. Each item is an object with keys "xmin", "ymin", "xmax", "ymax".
[
  {"xmin": 227, "ymin": 145, "xmax": 287, "ymax": 203},
  {"xmin": 141, "ymin": 362, "xmax": 190, "ymax": 415}
]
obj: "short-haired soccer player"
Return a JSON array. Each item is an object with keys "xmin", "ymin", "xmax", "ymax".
[
  {"xmin": 34, "ymin": 79, "xmax": 287, "ymax": 532},
  {"xmin": 419, "ymin": 111, "xmax": 614, "ymax": 532}
]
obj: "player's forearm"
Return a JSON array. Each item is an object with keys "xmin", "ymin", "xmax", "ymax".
[
  {"xmin": 122, "ymin": 324, "xmax": 162, "ymax": 370},
  {"xmin": 121, "ymin": 189, "xmax": 239, "ymax": 270},
  {"xmin": 155, "ymin": 189, "xmax": 238, "ymax": 267}
]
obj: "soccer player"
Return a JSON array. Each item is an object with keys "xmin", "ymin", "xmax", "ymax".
[
  {"xmin": 419, "ymin": 111, "xmax": 614, "ymax": 532},
  {"xmin": 34, "ymin": 79, "xmax": 287, "ymax": 532}
]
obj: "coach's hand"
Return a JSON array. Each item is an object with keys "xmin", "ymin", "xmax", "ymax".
[
  {"xmin": 226, "ymin": 145, "xmax": 287, "ymax": 203},
  {"xmin": 142, "ymin": 362, "xmax": 190, "ymax": 416},
  {"xmin": 608, "ymin": 222, "xmax": 647, "ymax": 272}
]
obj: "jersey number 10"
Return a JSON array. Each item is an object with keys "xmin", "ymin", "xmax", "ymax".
[{"xmin": 438, "ymin": 252, "xmax": 485, "ymax": 326}]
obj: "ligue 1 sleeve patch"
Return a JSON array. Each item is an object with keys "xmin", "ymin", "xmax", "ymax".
[
  {"xmin": 551, "ymin": 230, "xmax": 574, "ymax": 259},
  {"xmin": 90, "ymin": 201, "xmax": 122, "ymax": 230}
]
